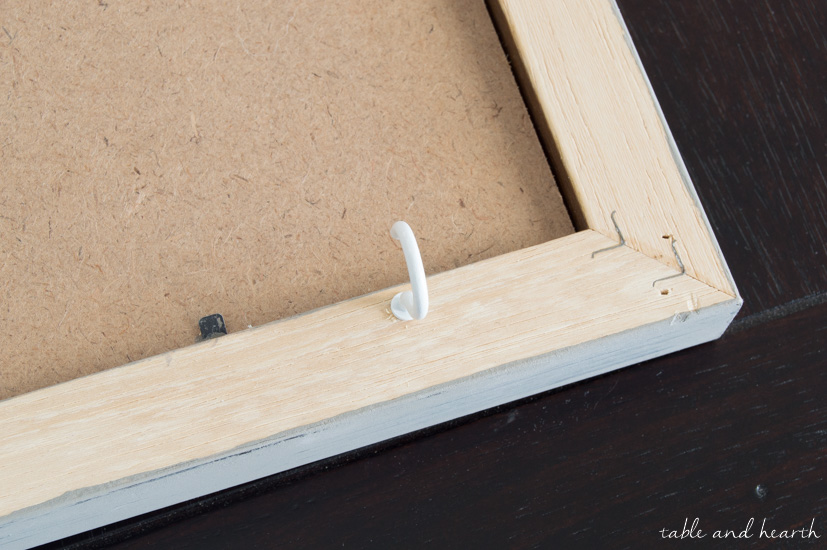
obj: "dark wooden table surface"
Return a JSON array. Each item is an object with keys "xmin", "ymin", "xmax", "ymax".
[{"xmin": 45, "ymin": 0, "xmax": 826, "ymax": 548}]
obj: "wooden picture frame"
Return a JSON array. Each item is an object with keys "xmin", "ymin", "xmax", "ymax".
[{"xmin": 0, "ymin": 0, "xmax": 741, "ymax": 546}]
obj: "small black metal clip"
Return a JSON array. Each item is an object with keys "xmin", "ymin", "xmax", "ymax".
[{"xmin": 198, "ymin": 313, "xmax": 227, "ymax": 341}]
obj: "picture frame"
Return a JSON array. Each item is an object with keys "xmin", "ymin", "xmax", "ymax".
[{"xmin": 0, "ymin": 1, "xmax": 741, "ymax": 546}]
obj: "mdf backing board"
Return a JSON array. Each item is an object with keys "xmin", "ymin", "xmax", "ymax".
[{"xmin": 0, "ymin": 0, "xmax": 572, "ymax": 398}]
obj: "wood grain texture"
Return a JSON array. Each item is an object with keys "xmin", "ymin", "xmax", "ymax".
[
  {"xmin": 492, "ymin": 0, "xmax": 736, "ymax": 296},
  {"xmin": 617, "ymin": 0, "xmax": 827, "ymax": 318},
  {"xmin": 0, "ymin": 230, "xmax": 736, "ymax": 546},
  {"xmin": 52, "ymin": 299, "xmax": 827, "ymax": 550}
]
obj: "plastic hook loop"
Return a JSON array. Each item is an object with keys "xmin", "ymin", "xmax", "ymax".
[{"xmin": 390, "ymin": 221, "xmax": 428, "ymax": 321}]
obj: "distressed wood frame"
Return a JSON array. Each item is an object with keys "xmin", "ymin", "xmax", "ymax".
[{"xmin": 0, "ymin": 1, "xmax": 742, "ymax": 546}]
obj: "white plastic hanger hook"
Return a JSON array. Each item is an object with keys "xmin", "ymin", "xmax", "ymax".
[{"xmin": 390, "ymin": 221, "xmax": 428, "ymax": 321}]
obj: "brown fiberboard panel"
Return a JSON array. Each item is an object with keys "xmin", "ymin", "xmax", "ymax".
[{"xmin": 0, "ymin": 0, "xmax": 573, "ymax": 399}]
